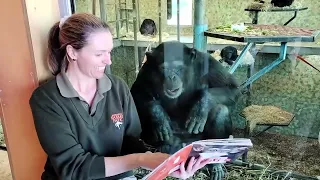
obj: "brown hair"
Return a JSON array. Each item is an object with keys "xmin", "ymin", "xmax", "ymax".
[{"xmin": 47, "ymin": 13, "xmax": 111, "ymax": 75}]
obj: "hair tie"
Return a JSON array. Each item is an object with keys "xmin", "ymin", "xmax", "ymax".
[{"xmin": 59, "ymin": 15, "xmax": 71, "ymax": 28}]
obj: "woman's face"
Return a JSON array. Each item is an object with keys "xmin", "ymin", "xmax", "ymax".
[{"xmin": 72, "ymin": 30, "xmax": 113, "ymax": 79}]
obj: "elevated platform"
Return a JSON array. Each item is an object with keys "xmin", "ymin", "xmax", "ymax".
[
  {"xmin": 205, "ymin": 24, "xmax": 319, "ymax": 43},
  {"xmin": 201, "ymin": 24, "xmax": 320, "ymax": 88},
  {"xmin": 113, "ymin": 34, "xmax": 320, "ymax": 55}
]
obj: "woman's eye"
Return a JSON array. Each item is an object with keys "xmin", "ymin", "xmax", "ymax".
[{"xmin": 96, "ymin": 54, "xmax": 103, "ymax": 57}]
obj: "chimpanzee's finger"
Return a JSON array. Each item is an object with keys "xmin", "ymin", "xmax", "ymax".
[
  {"xmin": 199, "ymin": 121, "xmax": 206, "ymax": 133},
  {"xmin": 158, "ymin": 131, "xmax": 164, "ymax": 141},
  {"xmin": 193, "ymin": 122, "xmax": 201, "ymax": 134},
  {"xmin": 187, "ymin": 121, "xmax": 196, "ymax": 134}
]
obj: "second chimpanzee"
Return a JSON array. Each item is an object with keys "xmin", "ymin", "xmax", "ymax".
[
  {"xmin": 220, "ymin": 46, "xmax": 239, "ymax": 66},
  {"xmin": 130, "ymin": 41, "xmax": 241, "ymax": 179},
  {"xmin": 139, "ymin": 19, "xmax": 157, "ymax": 36},
  {"xmin": 271, "ymin": 0, "xmax": 294, "ymax": 7}
]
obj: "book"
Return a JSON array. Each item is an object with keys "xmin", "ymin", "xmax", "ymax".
[{"xmin": 141, "ymin": 138, "xmax": 253, "ymax": 180}]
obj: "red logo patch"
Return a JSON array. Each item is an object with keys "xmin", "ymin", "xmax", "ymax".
[
  {"xmin": 111, "ymin": 113, "xmax": 124, "ymax": 130},
  {"xmin": 111, "ymin": 113, "xmax": 123, "ymax": 122}
]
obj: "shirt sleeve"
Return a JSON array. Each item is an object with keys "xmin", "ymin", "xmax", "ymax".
[{"xmin": 29, "ymin": 89, "xmax": 106, "ymax": 180}]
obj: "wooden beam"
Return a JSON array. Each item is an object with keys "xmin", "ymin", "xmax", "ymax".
[{"xmin": 0, "ymin": 0, "xmax": 60, "ymax": 179}]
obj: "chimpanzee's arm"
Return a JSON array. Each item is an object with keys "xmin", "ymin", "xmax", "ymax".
[
  {"xmin": 205, "ymin": 53, "xmax": 242, "ymax": 105},
  {"xmin": 184, "ymin": 86, "xmax": 240, "ymax": 134},
  {"xmin": 185, "ymin": 51, "xmax": 241, "ymax": 134},
  {"xmin": 185, "ymin": 89, "xmax": 213, "ymax": 134},
  {"xmin": 130, "ymin": 82, "xmax": 173, "ymax": 142},
  {"xmin": 207, "ymin": 87, "xmax": 241, "ymax": 105},
  {"xmin": 148, "ymin": 101, "xmax": 173, "ymax": 141}
]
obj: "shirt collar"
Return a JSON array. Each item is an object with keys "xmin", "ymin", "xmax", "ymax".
[{"xmin": 56, "ymin": 68, "xmax": 112, "ymax": 98}]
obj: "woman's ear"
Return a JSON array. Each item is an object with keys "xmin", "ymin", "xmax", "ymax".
[{"xmin": 66, "ymin": 45, "xmax": 77, "ymax": 60}]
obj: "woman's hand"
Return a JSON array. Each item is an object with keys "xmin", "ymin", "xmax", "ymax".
[
  {"xmin": 169, "ymin": 156, "xmax": 211, "ymax": 180},
  {"xmin": 139, "ymin": 152, "xmax": 170, "ymax": 170}
]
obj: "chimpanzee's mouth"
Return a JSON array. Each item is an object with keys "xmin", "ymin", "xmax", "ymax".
[
  {"xmin": 167, "ymin": 88, "xmax": 179, "ymax": 93},
  {"xmin": 164, "ymin": 86, "xmax": 183, "ymax": 99}
]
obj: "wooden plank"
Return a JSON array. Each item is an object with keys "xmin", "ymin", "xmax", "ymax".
[{"xmin": 0, "ymin": 0, "xmax": 59, "ymax": 179}]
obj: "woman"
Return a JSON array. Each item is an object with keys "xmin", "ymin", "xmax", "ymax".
[{"xmin": 29, "ymin": 13, "xmax": 210, "ymax": 180}]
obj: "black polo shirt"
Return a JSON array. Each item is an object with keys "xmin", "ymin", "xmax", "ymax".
[{"xmin": 29, "ymin": 70, "xmax": 143, "ymax": 180}]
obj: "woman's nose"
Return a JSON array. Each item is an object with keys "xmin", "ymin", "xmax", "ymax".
[{"xmin": 103, "ymin": 54, "xmax": 112, "ymax": 65}]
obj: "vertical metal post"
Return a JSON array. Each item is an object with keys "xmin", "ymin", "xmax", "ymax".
[
  {"xmin": 70, "ymin": 0, "xmax": 76, "ymax": 13},
  {"xmin": 137, "ymin": 0, "xmax": 141, "ymax": 28},
  {"xmin": 252, "ymin": 12, "xmax": 258, "ymax": 24},
  {"xmin": 177, "ymin": 0, "xmax": 180, "ymax": 41},
  {"xmin": 246, "ymin": 43, "xmax": 256, "ymax": 106},
  {"xmin": 125, "ymin": 1, "xmax": 129, "ymax": 32},
  {"xmin": 99, "ymin": 0, "xmax": 111, "ymax": 74},
  {"xmin": 92, "ymin": 0, "xmax": 96, "ymax": 15},
  {"xmin": 99, "ymin": 0, "xmax": 107, "ymax": 22},
  {"xmin": 132, "ymin": 0, "xmax": 139, "ymax": 77},
  {"xmin": 193, "ymin": 0, "xmax": 207, "ymax": 52},
  {"xmin": 115, "ymin": 3, "xmax": 121, "ymax": 39},
  {"xmin": 118, "ymin": 0, "xmax": 123, "ymax": 28},
  {"xmin": 158, "ymin": 0, "xmax": 162, "ymax": 43}
]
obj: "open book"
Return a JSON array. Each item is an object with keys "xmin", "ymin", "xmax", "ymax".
[{"xmin": 141, "ymin": 138, "xmax": 253, "ymax": 180}]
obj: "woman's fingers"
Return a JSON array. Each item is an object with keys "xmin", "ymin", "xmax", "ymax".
[{"xmin": 186, "ymin": 157, "xmax": 195, "ymax": 172}]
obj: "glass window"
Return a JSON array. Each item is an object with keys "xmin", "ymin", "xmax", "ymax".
[{"xmin": 167, "ymin": 0, "xmax": 192, "ymax": 26}]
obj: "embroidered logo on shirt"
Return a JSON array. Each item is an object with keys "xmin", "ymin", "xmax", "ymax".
[{"xmin": 111, "ymin": 113, "xmax": 123, "ymax": 129}]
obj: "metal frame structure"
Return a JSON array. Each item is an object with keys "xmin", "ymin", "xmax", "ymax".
[{"xmin": 195, "ymin": 1, "xmax": 319, "ymax": 92}]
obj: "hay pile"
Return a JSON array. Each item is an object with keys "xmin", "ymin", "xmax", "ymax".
[
  {"xmin": 133, "ymin": 161, "xmax": 312, "ymax": 180},
  {"xmin": 210, "ymin": 24, "xmax": 279, "ymax": 36},
  {"xmin": 241, "ymin": 105, "xmax": 294, "ymax": 133}
]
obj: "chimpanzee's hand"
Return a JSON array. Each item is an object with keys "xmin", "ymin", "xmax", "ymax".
[
  {"xmin": 149, "ymin": 101, "xmax": 173, "ymax": 142},
  {"xmin": 209, "ymin": 163, "xmax": 225, "ymax": 180},
  {"xmin": 185, "ymin": 98, "xmax": 209, "ymax": 134},
  {"xmin": 154, "ymin": 120, "xmax": 173, "ymax": 142}
]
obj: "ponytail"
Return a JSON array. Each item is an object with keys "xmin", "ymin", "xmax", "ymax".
[{"xmin": 47, "ymin": 22, "xmax": 66, "ymax": 76}]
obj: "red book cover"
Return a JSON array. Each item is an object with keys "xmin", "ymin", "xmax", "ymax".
[{"xmin": 142, "ymin": 144, "xmax": 193, "ymax": 180}]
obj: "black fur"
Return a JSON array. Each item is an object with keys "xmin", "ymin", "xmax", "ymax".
[
  {"xmin": 271, "ymin": 0, "xmax": 294, "ymax": 7},
  {"xmin": 139, "ymin": 19, "xmax": 157, "ymax": 36},
  {"xmin": 220, "ymin": 46, "xmax": 238, "ymax": 66}
]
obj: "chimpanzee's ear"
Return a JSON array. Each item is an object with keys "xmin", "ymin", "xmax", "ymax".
[
  {"xmin": 145, "ymin": 51, "xmax": 153, "ymax": 58},
  {"xmin": 141, "ymin": 51, "xmax": 153, "ymax": 66}
]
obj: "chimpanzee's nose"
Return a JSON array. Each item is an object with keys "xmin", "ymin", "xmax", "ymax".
[{"xmin": 169, "ymin": 75, "xmax": 176, "ymax": 80}]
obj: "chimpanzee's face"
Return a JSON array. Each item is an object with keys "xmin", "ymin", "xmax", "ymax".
[
  {"xmin": 146, "ymin": 41, "xmax": 195, "ymax": 99},
  {"xmin": 158, "ymin": 61, "xmax": 186, "ymax": 99},
  {"xmin": 221, "ymin": 46, "xmax": 238, "ymax": 62}
]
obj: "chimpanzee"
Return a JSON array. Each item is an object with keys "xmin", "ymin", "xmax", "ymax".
[
  {"xmin": 271, "ymin": 0, "xmax": 294, "ymax": 7},
  {"xmin": 139, "ymin": 19, "xmax": 157, "ymax": 36},
  {"xmin": 130, "ymin": 41, "xmax": 241, "ymax": 179},
  {"xmin": 220, "ymin": 46, "xmax": 239, "ymax": 66}
]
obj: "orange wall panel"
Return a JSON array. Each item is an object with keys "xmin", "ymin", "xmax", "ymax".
[{"xmin": 0, "ymin": 0, "xmax": 60, "ymax": 179}]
